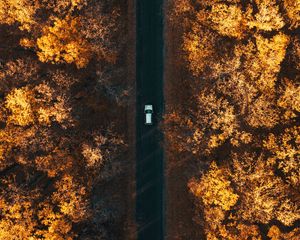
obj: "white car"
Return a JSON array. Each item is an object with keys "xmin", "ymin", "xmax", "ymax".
[{"xmin": 144, "ymin": 105, "xmax": 153, "ymax": 125}]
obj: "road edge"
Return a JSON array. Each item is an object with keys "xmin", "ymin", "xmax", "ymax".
[{"xmin": 125, "ymin": 0, "xmax": 137, "ymax": 239}]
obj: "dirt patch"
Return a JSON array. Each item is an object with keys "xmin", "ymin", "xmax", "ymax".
[
  {"xmin": 164, "ymin": 3, "xmax": 205, "ymax": 239},
  {"xmin": 124, "ymin": 0, "xmax": 137, "ymax": 239}
]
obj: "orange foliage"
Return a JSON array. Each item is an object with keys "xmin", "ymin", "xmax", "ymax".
[
  {"xmin": 284, "ymin": 0, "xmax": 300, "ymax": 28},
  {"xmin": 3, "ymin": 84, "xmax": 73, "ymax": 128},
  {"xmin": 247, "ymin": 0, "xmax": 285, "ymax": 31},
  {"xmin": 0, "ymin": 199, "xmax": 36, "ymax": 239},
  {"xmin": 52, "ymin": 174, "xmax": 89, "ymax": 222},
  {"xmin": 0, "ymin": 0, "xmax": 38, "ymax": 30},
  {"xmin": 255, "ymin": 33, "xmax": 289, "ymax": 84},
  {"xmin": 182, "ymin": 25, "xmax": 216, "ymax": 75},
  {"xmin": 37, "ymin": 203, "xmax": 74, "ymax": 239},
  {"xmin": 268, "ymin": 226, "xmax": 300, "ymax": 240},
  {"xmin": 189, "ymin": 161, "xmax": 238, "ymax": 211},
  {"xmin": 245, "ymin": 95, "xmax": 280, "ymax": 128},
  {"xmin": 41, "ymin": 0, "xmax": 87, "ymax": 14},
  {"xmin": 264, "ymin": 127, "xmax": 300, "ymax": 187},
  {"xmin": 5, "ymin": 87, "xmax": 34, "ymax": 126},
  {"xmin": 169, "ymin": 0, "xmax": 300, "ymax": 238},
  {"xmin": 37, "ymin": 16, "xmax": 91, "ymax": 68},
  {"xmin": 278, "ymin": 79, "xmax": 300, "ymax": 118},
  {"xmin": 231, "ymin": 153, "xmax": 300, "ymax": 226},
  {"xmin": 209, "ymin": 3, "xmax": 247, "ymax": 39},
  {"xmin": 217, "ymin": 223, "xmax": 262, "ymax": 240},
  {"xmin": 0, "ymin": 1, "xmax": 126, "ymax": 239}
]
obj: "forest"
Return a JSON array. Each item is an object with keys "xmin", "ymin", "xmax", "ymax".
[
  {"xmin": 0, "ymin": 0, "xmax": 132, "ymax": 239},
  {"xmin": 165, "ymin": 0, "xmax": 299, "ymax": 239},
  {"xmin": 1, "ymin": 0, "xmax": 299, "ymax": 239}
]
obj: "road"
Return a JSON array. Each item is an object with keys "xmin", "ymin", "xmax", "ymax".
[{"xmin": 136, "ymin": 0, "xmax": 164, "ymax": 240}]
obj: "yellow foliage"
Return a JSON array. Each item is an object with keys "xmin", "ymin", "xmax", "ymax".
[
  {"xmin": 234, "ymin": 40, "xmax": 275, "ymax": 94},
  {"xmin": 292, "ymin": 38, "xmax": 300, "ymax": 70},
  {"xmin": 170, "ymin": 0, "xmax": 300, "ymax": 237},
  {"xmin": 37, "ymin": 16, "xmax": 91, "ymax": 68},
  {"xmin": 268, "ymin": 225, "xmax": 300, "ymax": 240},
  {"xmin": 34, "ymin": 84, "xmax": 73, "ymax": 128},
  {"xmin": 217, "ymin": 222, "xmax": 262, "ymax": 240},
  {"xmin": 0, "ymin": 145, "xmax": 6, "ymax": 162},
  {"xmin": 230, "ymin": 131, "xmax": 252, "ymax": 147},
  {"xmin": 70, "ymin": 0, "xmax": 86, "ymax": 8},
  {"xmin": 197, "ymin": 91, "xmax": 238, "ymax": 151},
  {"xmin": 232, "ymin": 153, "xmax": 300, "ymax": 226},
  {"xmin": 248, "ymin": 0, "xmax": 285, "ymax": 31},
  {"xmin": 52, "ymin": 174, "xmax": 88, "ymax": 222},
  {"xmin": 0, "ymin": 0, "xmax": 38, "ymax": 30},
  {"xmin": 203, "ymin": 206, "xmax": 225, "ymax": 231},
  {"xmin": 82, "ymin": 143, "xmax": 103, "ymax": 167},
  {"xmin": 42, "ymin": 0, "xmax": 87, "ymax": 13},
  {"xmin": 255, "ymin": 33, "xmax": 290, "ymax": 92},
  {"xmin": 278, "ymin": 79, "xmax": 300, "ymax": 115},
  {"xmin": 37, "ymin": 203, "xmax": 74, "ymax": 240},
  {"xmin": 246, "ymin": 95, "xmax": 280, "ymax": 128},
  {"xmin": 0, "ymin": 125, "xmax": 36, "ymax": 169},
  {"xmin": 256, "ymin": 33, "xmax": 289, "ymax": 73},
  {"xmin": 183, "ymin": 25, "xmax": 215, "ymax": 75},
  {"xmin": 0, "ymin": 199, "xmax": 36, "ymax": 240},
  {"xmin": 5, "ymin": 87, "xmax": 34, "ymax": 126},
  {"xmin": 276, "ymin": 200, "xmax": 300, "ymax": 226},
  {"xmin": 284, "ymin": 0, "xmax": 300, "ymax": 28},
  {"xmin": 264, "ymin": 127, "xmax": 300, "ymax": 187},
  {"xmin": 20, "ymin": 38, "xmax": 35, "ymax": 48},
  {"xmin": 4, "ymin": 84, "xmax": 73, "ymax": 128},
  {"xmin": 189, "ymin": 161, "xmax": 238, "ymax": 211},
  {"xmin": 231, "ymin": 33, "xmax": 289, "ymax": 96},
  {"xmin": 163, "ymin": 90, "xmax": 240, "ymax": 157},
  {"xmin": 268, "ymin": 226, "xmax": 282, "ymax": 240},
  {"xmin": 209, "ymin": 3, "xmax": 247, "ymax": 39}
]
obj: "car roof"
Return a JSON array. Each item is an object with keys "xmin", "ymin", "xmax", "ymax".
[{"xmin": 145, "ymin": 104, "xmax": 153, "ymax": 110}]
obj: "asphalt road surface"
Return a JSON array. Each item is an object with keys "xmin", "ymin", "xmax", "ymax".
[{"xmin": 136, "ymin": 0, "xmax": 164, "ymax": 239}]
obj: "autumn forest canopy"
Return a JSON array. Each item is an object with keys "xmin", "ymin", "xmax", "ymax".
[
  {"xmin": 165, "ymin": 0, "xmax": 300, "ymax": 239},
  {"xmin": 0, "ymin": 0, "xmax": 299, "ymax": 239},
  {"xmin": 0, "ymin": 0, "xmax": 130, "ymax": 239}
]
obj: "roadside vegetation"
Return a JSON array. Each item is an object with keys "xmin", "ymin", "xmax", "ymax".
[
  {"xmin": 165, "ymin": 0, "xmax": 299, "ymax": 238},
  {"xmin": 0, "ymin": 0, "xmax": 131, "ymax": 239}
]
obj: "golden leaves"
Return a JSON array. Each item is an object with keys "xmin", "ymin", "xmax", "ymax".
[
  {"xmin": 264, "ymin": 127, "xmax": 300, "ymax": 187},
  {"xmin": 276, "ymin": 200, "xmax": 300, "ymax": 226},
  {"xmin": 20, "ymin": 38, "xmax": 35, "ymax": 48},
  {"xmin": 278, "ymin": 79, "xmax": 300, "ymax": 115},
  {"xmin": 5, "ymin": 87, "xmax": 34, "ymax": 126},
  {"xmin": 189, "ymin": 161, "xmax": 238, "ymax": 211},
  {"xmin": 0, "ymin": 194, "xmax": 37, "ymax": 240},
  {"xmin": 0, "ymin": 0, "xmax": 38, "ymax": 30},
  {"xmin": 37, "ymin": 16, "xmax": 91, "ymax": 68},
  {"xmin": 209, "ymin": 4, "xmax": 247, "ymax": 39},
  {"xmin": 52, "ymin": 174, "xmax": 88, "ymax": 222},
  {"xmin": 82, "ymin": 144, "xmax": 103, "ymax": 167},
  {"xmin": 284, "ymin": 0, "xmax": 300, "ymax": 28},
  {"xmin": 3, "ymin": 84, "xmax": 73, "ymax": 128},
  {"xmin": 240, "ymin": 33, "xmax": 290, "ymax": 94},
  {"xmin": 37, "ymin": 203, "xmax": 74, "ymax": 239},
  {"xmin": 42, "ymin": 0, "xmax": 87, "ymax": 14},
  {"xmin": 0, "ymin": 1, "xmax": 125, "ymax": 239},
  {"xmin": 256, "ymin": 33, "xmax": 290, "ymax": 75},
  {"xmin": 182, "ymin": 25, "xmax": 216, "ymax": 76},
  {"xmin": 197, "ymin": 91, "xmax": 238, "ymax": 150},
  {"xmin": 248, "ymin": 0, "xmax": 285, "ymax": 31},
  {"xmin": 268, "ymin": 225, "xmax": 300, "ymax": 240},
  {"xmin": 245, "ymin": 95, "xmax": 280, "ymax": 128},
  {"xmin": 169, "ymin": 0, "xmax": 300, "ymax": 238},
  {"xmin": 231, "ymin": 153, "xmax": 300, "ymax": 226}
]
